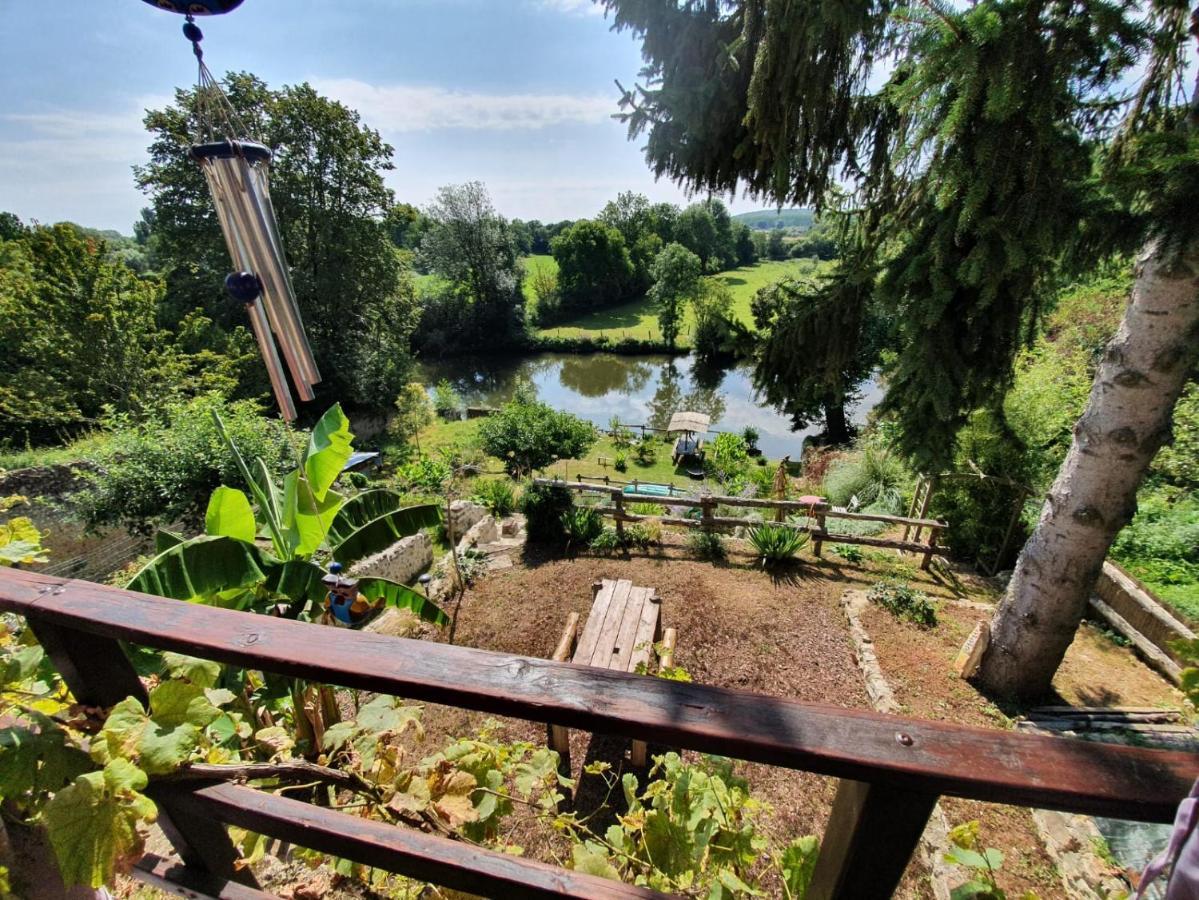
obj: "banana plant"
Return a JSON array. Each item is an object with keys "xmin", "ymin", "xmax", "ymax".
[{"xmin": 127, "ymin": 405, "xmax": 447, "ymax": 626}]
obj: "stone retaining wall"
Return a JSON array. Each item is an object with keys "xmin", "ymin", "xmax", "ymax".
[{"xmin": 350, "ymin": 532, "xmax": 433, "ymax": 585}]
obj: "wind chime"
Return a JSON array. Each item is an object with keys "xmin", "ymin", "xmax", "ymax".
[{"xmin": 142, "ymin": 0, "xmax": 320, "ymax": 421}]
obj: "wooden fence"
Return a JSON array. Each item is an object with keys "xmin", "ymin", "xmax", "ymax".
[
  {"xmin": 535, "ymin": 478, "xmax": 949, "ymax": 569},
  {"xmin": 3, "ymin": 566, "xmax": 1194, "ymax": 900}
]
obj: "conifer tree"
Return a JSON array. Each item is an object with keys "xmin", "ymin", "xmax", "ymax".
[{"xmin": 603, "ymin": 0, "xmax": 1199, "ymax": 697}]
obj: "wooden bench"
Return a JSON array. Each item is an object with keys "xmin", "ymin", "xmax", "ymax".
[{"xmin": 550, "ymin": 579, "xmax": 676, "ymax": 768}]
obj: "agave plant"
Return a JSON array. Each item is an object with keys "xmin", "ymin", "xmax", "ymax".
[
  {"xmin": 747, "ymin": 523, "xmax": 809, "ymax": 567},
  {"xmin": 127, "ymin": 405, "xmax": 447, "ymax": 625}
]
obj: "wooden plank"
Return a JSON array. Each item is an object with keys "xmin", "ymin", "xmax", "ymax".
[
  {"xmin": 628, "ymin": 595, "xmax": 661, "ymax": 675},
  {"xmin": 178, "ymin": 782, "xmax": 672, "ymax": 900},
  {"xmin": 807, "ymin": 779, "xmax": 938, "ymax": 900},
  {"xmin": 589, "ymin": 579, "xmax": 632, "ymax": 667},
  {"xmin": 573, "ymin": 579, "xmax": 616, "ymax": 664},
  {"xmin": 610, "ymin": 586, "xmax": 651, "ymax": 672},
  {"xmin": 1, "ymin": 567, "xmax": 1195, "ymax": 823},
  {"xmin": 133, "ymin": 854, "xmax": 279, "ymax": 900}
]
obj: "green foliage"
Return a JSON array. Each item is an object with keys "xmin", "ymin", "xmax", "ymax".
[
  {"xmin": 0, "ymin": 222, "xmax": 217, "ymax": 444},
  {"xmin": 478, "ymin": 397, "xmax": 596, "ymax": 477},
  {"xmin": 79, "ymin": 395, "xmax": 299, "ymax": 532},
  {"xmin": 868, "ymin": 579, "xmax": 937, "ymax": 628},
  {"xmin": 138, "ymin": 74, "xmax": 417, "ymax": 408},
  {"xmin": 0, "ymin": 496, "xmax": 47, "ymax": 566},
  {"xmin": 551, "ymin": 220, "xmax": 635, "ymax": 317},
  {"xmin": 928, "ymin": 410, "xmax": 1032, "ymax": 569},
  {"xmin": 707, "ymin": 432, "xmax": 750, "ymax": 488},
  {"xmin": 648, "ymin": 242, "xmax": 702, "ymax": 349},
  {"xmin": 747, "ymin": 524, "xmax": 809, "ymax": 567},
  {"xmin": 614, "ymin": 452, "xmax": 628, "ymax": 472},
  {"xmin": 390, "ymin": 383, "xmax": 436, "ymax": 452},
  {"xmin": 822, "ymin": 442, "xmax": 911, "ymax": 514},
  {"xmin": 567, "ymin": 753, "xmax": 819, "ymax": 897},
  {"xmin": 415, "ymin": 182, "xmax": 526, "ymax": 353},
  {"xmin": 944, "ymin": 820, "xmax": 1026, "ymax": 900},
  {"xmin": 125, "ymin": 406, "xmax": 446, "ymax": 625},
  {"xmin": 561, "ymin": 507, "xmax": 604, "ymax": 552},
  {"xmin": 634, "ymin": 437, "xmax": 657, "ymax": 465},
  {"xmin": 751, "ymin": 271, "xmax": 876, "ymax": 442},
  {"xmin": 398, "ymin": 457, "xmax": 453, "ymax": 494},
  {"xmin": 687, "ymin": 529, "xmax": 727, "ymax": 562},
  {"xmin": 692, "ymin": 281, "xmax": 738, "ymax": 361},
  {"xmin": 471, "ymin": 479, "xmax": 517, "ymax": 518},
  {"xmin": 741, "ymin": 427, "xmax": 760, "ymax": 451},
  {"xmin": 432, "ymin": 379, "xmax": 463, "ymax": 419},
  {"xmin": 1154, "ymin": 381, "xmax": 1199, "ymax": 492},
  {"xmin": 519, "ymin": 482, "xmax": 574, "ymax": 546},
  {"xmin": 832, "ymin": 544, "xmax": 864, "ymax": 564},
  {"xmin": 1111, "ymin": 490, "xmax": 1199, "ymax": 621}
]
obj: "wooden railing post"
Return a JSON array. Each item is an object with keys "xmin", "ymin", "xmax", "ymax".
[
  {"xmin": 812, "ymin": 505, "xmax": 828, "ymax": 557},
  {"xmin": 921, "ymin": 526, "xmax": 940, "ymax": 571},
  {"xmin": 700, "ymin": 495, "xmax": 714, "ymax": 532},
  {"xmin": 807, "ymin": 778, "xmax": 938, "ymax": 900},
  {"xmin": 28, "ymin": 618, "xmax": 256, "ymax": 888},
  {"xmin": 613, "ymin": 487, "xmax": 626, "ymax": 539}
]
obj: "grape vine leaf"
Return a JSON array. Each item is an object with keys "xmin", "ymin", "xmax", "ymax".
[
  {"xmin": 161, "ymin": 652, "xmax": 221, "ymax": 689},
  {"xmin": 44, "ymin": 758, "xmax": 157, "ymax": 888},
  {"xmin": 0, "ymin": 717, "xmax": 91, "ymax": 799},
  {"xmin": 92, "ymin": 683, "xmax": 223, "ymax": 775},
  {"xmin": 571, "ymin": 842, "xmax": 621, "ymax": 881}
]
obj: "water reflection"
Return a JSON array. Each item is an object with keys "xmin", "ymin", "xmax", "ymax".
[{"xmin": 417, "ymin": 352, "xmax": 881, "ymax": 460}]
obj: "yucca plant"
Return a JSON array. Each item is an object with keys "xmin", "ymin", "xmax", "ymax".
[{"xmin": 747, "ymin": 523, "xmax": 809, "ymax": 567}]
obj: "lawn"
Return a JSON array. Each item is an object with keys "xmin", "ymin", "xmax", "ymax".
[
  {"xmin": 404, "ymin": 416, "xmax": 780, "ymax": 491},
  {"xmin": 534, "ymin": 258, "xmax": 829, "ymax": 344}
]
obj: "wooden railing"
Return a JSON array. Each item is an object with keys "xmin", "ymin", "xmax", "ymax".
[
  {"xmin": 536, "ymin": 478, "xmax": 948, "ymax": 569},
  {"xmin": 2, "ymin": 566, "xmax": 1194, "ymax": 899}
]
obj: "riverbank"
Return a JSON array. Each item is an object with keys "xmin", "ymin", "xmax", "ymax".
[{"xmin": 532, "ymin": 257, "xmax": 828, "ymax": 346}]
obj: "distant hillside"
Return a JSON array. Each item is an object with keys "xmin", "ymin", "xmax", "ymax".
[{"xmin": 732, "ymin": 208, "xmax": 814, "ymax": 230}]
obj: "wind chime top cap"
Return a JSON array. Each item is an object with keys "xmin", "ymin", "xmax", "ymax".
[
  {"xmin": 140, "ymin": 1, "xmax": 247, "ymax": 15},
  {"xmin": 190, "ymin": 139, "xmax": 271, "ymax": 163}
]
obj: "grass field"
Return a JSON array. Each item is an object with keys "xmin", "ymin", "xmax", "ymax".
[
  {"xmin": 533, "ymin": 258, "xmax": 826, "ymax": 345},
  {"xmin": 406, "ymin": 416, "xmax": 779, "ymax": 490}
]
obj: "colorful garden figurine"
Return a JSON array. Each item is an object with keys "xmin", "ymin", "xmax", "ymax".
[{"xmin": 322, "ymin": 562, "xmax": 371, "ymax": 626}]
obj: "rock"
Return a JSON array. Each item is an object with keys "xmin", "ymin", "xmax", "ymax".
[{"xmin": 448, "ymin": 500, "xmax": 486, "ymax": 540}]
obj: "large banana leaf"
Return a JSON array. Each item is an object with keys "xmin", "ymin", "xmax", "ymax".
[
  {"xmin": 262, "ymin": 559, "xmax": 328, "ymax": 612},
  {"xmin": 281, "ymin": 470, "xmax": 345, "ymax": 559},
  {"xmin": 127, "ymin": 536, "xmax": 277, "ymax": 603},
  {"xmin": 330, "ymin": 504, "xmax": 442, "ymax": 565},
  {"xmin": 211, "ymin": 410, "xmax": 287, "ymax": 554},
  {"xmin": 205, "ymin": 487, "xmax": 256, "ymax": 543},
  {"xmin": 154, "ymin": 530, "xmax": 186, "ymax": 554},
  {"xmin": 327, "ymin": 490, "xmax": 411, "ymax": 545},
  {"xmin": 358, "ymin": 576, "xmax": 448, "ymax": 626},
  {"xmin": 303, "ymin": 404, "xmax": 352, "ymax": 503}
]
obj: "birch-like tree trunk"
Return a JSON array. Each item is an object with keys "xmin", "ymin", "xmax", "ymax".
[{"xmin": 977, "ymin": 236, "xmax": 1199, "ymax": 699}]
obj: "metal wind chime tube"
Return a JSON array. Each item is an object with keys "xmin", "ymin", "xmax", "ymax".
[{"xmin": 169, "ymin": 9, "xmax": 320, "ymax": 421}]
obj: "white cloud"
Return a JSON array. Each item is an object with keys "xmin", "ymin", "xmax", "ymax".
[
  {"xmin": 536, "ymin": 0, "xmax": 606, "ymax": 16},
  {"xmin": 313, "ymin": 78, "xmax": 615, "ymax": 132}
]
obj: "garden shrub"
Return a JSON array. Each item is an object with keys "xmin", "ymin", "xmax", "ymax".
[
  {"xmin": 479, "ymin": 398, "xmax": 596, "ymax": 476},
  {"xmin": 705, "ymin": 432, "xmax": 750, "ymax": 487},
  {"xmin": 868, "ymin": 579, "xmax": 937, "ymax": 627},
  {"xmin": 832, "ymin": 544, "xmax": 864, "ymax": 563},
  {"xmin": 519, "ymin": 482, "xmax": 574, "ymax": 546},
  {"xmin": 433, "ymin": 379, "xmax": 463, "ymax": 419},
  {"xmin": 927, "ymin": 409, "xmax": 1032, "ymax": 569},
  {"xmin": 79, "ymin": 395, "xmax": 299, "ymax": 532},
  {"xmin": 823, "ymin": 440, "xmax": 912, "ymax": 513},
  {"xmin": 625, "ymin": 521, "xmax": 661, "ymax": 549},
  {"xmin": 1111, "ymin": 489, "xmax": 1199, "ymax": 621},
  {"xmin": 687, "ymin": 529, "xmax": 726, "ymax": 561},
  {"xmin": 589, "ymin": 526, "xmax": 623, "ymax": 554},
  {"xmin": 471, "ymin": 478, "xmax": 516, "ymax": 518},
  {"xmin": 614, "ymin": 452, "xmax": 628, "ymax": 472},
  {"xmin": 397, "ymin": 457, "xmax": 452, "ymax": 493},
  {"xmin": 562, "ymin": 506, "xmax": 604, "ymax": 551}
]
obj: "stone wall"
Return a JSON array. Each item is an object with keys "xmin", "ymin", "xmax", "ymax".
[
  {"xmin": 349, "ymin": 532, "xmax": 433, "ymax": 585},
  {"xmin": 448, "ymin": 500, "xmax": 486, "ymax": 542}
]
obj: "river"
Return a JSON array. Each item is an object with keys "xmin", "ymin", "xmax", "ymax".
[{"xmin": 418, "ymin": 352, "xmax": 882, "ymax": 459}]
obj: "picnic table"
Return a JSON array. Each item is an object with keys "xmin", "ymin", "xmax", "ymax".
[{"xmin": 549, "ymin": 578, "xmax": 676, "ymax": 768}]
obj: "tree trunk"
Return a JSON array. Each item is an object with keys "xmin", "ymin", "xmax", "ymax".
[
  {"xmin": 977, "ymin": 236, "xmax": 1199, "ymax": 699},
  {"xmin": 823, "ymin": 394, "xmax": 851, "ymax": 445}
]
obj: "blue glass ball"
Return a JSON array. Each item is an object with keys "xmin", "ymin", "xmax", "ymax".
[
  {"xmin": 329, "ymin": 562, "xmax": 344, "ymax": 574},
  {"xmin": 224, "ymin": 271, "xmax": 261, "ymax": 303}
]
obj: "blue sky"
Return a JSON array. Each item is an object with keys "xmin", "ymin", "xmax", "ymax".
[{"xmin": 0, "ymin": 0, "xmax": 763, "ymax": 233}]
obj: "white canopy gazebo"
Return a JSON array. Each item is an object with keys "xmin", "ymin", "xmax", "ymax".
[{"xmin": 667, "ymin": 411, "xmax": 710, "ymax": 466}]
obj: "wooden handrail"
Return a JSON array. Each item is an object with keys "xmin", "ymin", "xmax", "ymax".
[{"xmin": 2, "ymin": 565, "xmax": 1195, "ymax": 899}]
